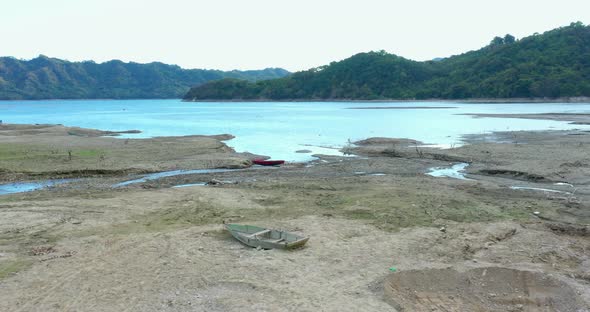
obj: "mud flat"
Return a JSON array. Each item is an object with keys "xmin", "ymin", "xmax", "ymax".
[
  {"xmin": 462, "ymin": 112, "xmax": 590, "ymax": 125},
  {"xmin": 0, "ymin": 123, "xmax": 589, "ymax": 311},
  {"xmin": 0, "ymin": 123, "xmax": 253, "ymax": 182}
]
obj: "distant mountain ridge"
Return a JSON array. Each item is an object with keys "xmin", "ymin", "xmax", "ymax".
[
  {"xmin": 0, "ymin": 56, "xmax": 290, "ymax": 100},
  {"xmin": 184, "ymin": 22, "xmax": 590, "ymax": 101}
]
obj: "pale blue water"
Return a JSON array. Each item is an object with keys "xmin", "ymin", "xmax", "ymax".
[
  {"xmin": 427, "ymin": 163, "xmax": 471, "ymax": 180},
  {"xmin": 510, "ymin": 186, "xmax": 571, "ymax": 194},
  {"xmin": 1, "ymin": 100, "xmax": 590, "ymax": 162},
  {"xmin": 172, "ymin": 183, "xmax": 207, "ymax": 188},
  {"xmin": 111, "ymin": 168, "xmax": 243, "ymax": 187},
  {"xmin": 112, "ymin": 167, "xmax": 280, "ymax": 187},
  {"xmin": 0, "ymin": 179, "xmax": 74, "ymax": 195}
]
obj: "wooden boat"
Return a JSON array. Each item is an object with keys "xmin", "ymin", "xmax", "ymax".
[
  {"xmin": 253, "ymin": 159, "xmax": 285, "ymax": 166},
  {"xmin": 225, "ymin": 224, "xmax": 309, "ymax": 249}
]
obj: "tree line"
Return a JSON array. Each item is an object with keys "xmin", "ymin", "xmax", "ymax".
[
  {"xmin": 184, "ymin": 22, "xmax": 590, "ymax": 101},
  {"xmin": 0, "ymin": 56, "xmax": 289, "ymax": 100}
]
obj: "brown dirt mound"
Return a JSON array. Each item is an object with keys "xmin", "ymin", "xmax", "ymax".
[
  {"xmin": 384, "ymin": 267, "xmax": 586, "ymax": 312},
  {"xmin": 478, "ymin": 169, "xmax": 547, "ymax": 182}
]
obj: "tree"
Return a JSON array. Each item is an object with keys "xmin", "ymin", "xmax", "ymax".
[
  {"xmin": 490, "ymin": 36, "xmax": 505, "ymax": 46},
  {"xmin": 504, "ymin": 34, "xmax": 516, "ymax": 44},
  {"xmin": 570, "ymin": 21, "xmax": 584, "ymax": 27}
]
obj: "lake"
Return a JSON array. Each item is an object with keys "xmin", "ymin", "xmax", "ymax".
[{"xmin": 1, "ymin": 100, "xmax": 590, "ymax": 162}]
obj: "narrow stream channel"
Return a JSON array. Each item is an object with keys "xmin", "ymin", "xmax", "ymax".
[
  {"xmin": 112, "ymin": 166, "xmax": 278, "ymax": 188},
  {"xmin": 0, "ymin": 179, "xmax": 75, "ymax": 195},
  {"xmin": 510, "ymin": 186, "xmax": 572, "ymax": 194}
]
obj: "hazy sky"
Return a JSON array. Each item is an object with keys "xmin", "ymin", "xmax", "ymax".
[{"xmin": 2, "ymin": 0, "xmax": 589, "ymax": 71}]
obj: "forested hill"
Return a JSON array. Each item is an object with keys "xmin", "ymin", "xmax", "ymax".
[
  {"xmin": 0, "ymin": 56, "xmax": 290, "ymax": 100},
  {"xmin": 184, "ymin": 22, "xmax": 590, "ymax": 101}
]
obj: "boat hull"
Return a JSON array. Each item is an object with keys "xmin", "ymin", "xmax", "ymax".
[{"xmin": 225, "ymin": 224, "xmax": 308, "ymax": 250}]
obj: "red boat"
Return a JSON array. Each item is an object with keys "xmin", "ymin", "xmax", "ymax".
[{"xmin": 253, "ymin": 159, "xmax": 285, "ymax": 166}]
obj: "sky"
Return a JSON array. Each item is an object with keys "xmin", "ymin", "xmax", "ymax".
[{"xmin": 2, "ymin": 0, "xmax": 590, "ymax": 72}]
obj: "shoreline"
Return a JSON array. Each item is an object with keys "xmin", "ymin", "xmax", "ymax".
[
  {"xmin": 3, "ymin": 108, "xmax": 590, "ymax": 170},
  {"xmin": 181, "ymin": 96, "xmax": 590, "ymax": 104},
  {"xmin": 2, "ymin": 97, "xmax": 590, "ymax": 104}
]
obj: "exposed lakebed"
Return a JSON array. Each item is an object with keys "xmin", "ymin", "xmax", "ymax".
[{"xmin": 2, "ymin": 103, "xmax": 590, "ymax": 311}]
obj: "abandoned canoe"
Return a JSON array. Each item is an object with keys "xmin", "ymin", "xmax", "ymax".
[
  {"xmin": 225, "ymin": 224, "xmax": 309, "ymax": 249},
  {"xmin": 253, "ymin": 159, "xmax": 285, "ymax": 166}
]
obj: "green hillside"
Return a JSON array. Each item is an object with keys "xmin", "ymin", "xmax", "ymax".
[
  {"xmin": 0, "ymin": 56, "xmax": 289, "ymax": 100},
  {"xmin": 184, "ymin": 22, "xmax": 590, "ymax": 101}
]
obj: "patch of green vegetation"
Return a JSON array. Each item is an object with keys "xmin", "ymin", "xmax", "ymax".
[
  {"xmin": 80, "ymin": 200, "xmax": 231, "ymax": 237},
  {"xmin": 242, "ymin": 180, "xmax": 525, "ymax": 231},
  {"xmin": 28, "ymin": 228, "xmax": 63, "ymax": 245},
  {"xmin": 0, "ymin": 142, "xmax": 116, "ymax": 174},
  {"xmin": 0, "ymin": 259, "xmax": 32, "ymax": 280},
  {"xmin": 253, "ymin": 196, "xmax": 285, "ymax": 206},
  {"xmin": 344, "ymin": 191, "xmax": 531, "ymax": 231},
  {"xmin": 0, "ymin": 144, "xmax": 33, "ymax": 160},
  {"xmin": 0, "ymin": 225, "xmax": 65, "ymax": 249},
  {"xmin": 344, "ymin": 209, "xmax": 375, "ymax": 220},
  {"xmin": 0, "ymin": 196, "xmax": 19, "ymax": 204},
  {"xmin": 0, "ymin": 143, "xmax": 67, "ymax": 165},
  {"xmin": 75, "ymin": 149, "xmax": 101, "ymax": 157}
]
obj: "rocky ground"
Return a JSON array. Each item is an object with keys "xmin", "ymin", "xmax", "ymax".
[{"xmin": 0, "ymin": 122, "xmax": 589, "ymax": 311}]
